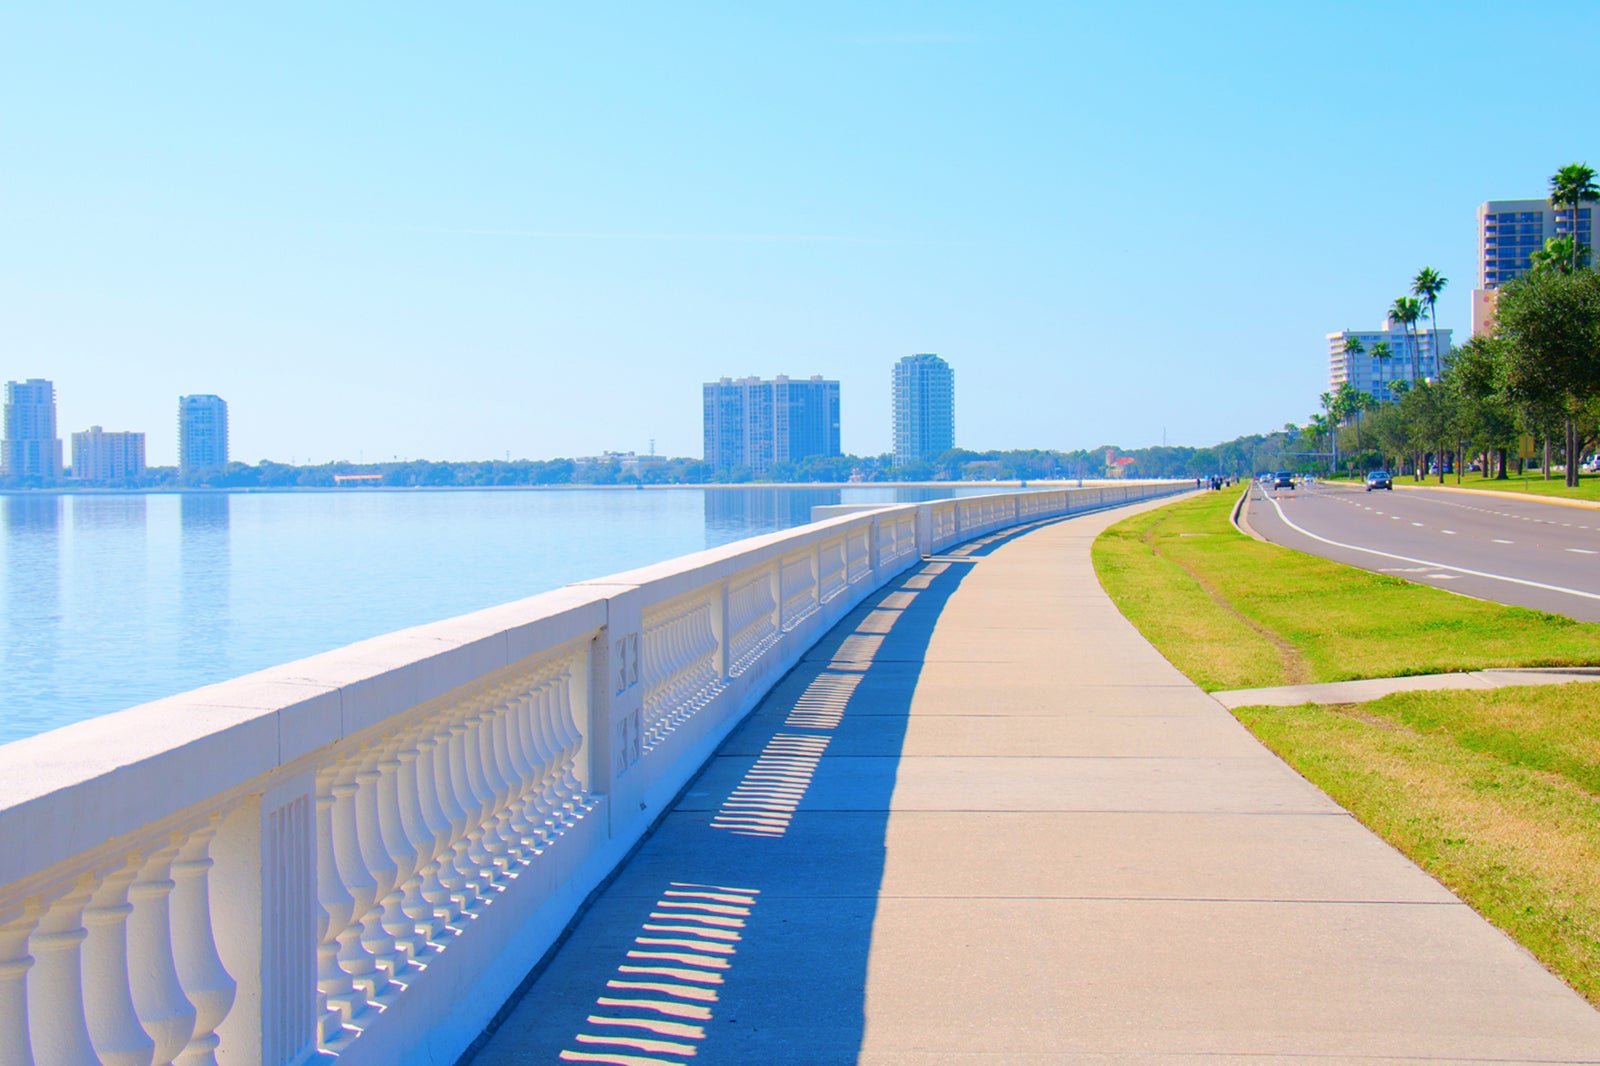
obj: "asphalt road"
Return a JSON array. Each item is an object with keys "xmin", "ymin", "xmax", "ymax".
[{"xmin": 1241, "ymin": 478, "xmax": 1600, "ymax": 622}]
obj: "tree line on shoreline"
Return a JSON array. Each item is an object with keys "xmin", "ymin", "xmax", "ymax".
[
  {"xmin": 1302, "ymin": 162, "xmax": 1599, "ymax": 486},
  {"xmin": 3, "ymin": 434, "xmax": 1314, "ymax": 491}
]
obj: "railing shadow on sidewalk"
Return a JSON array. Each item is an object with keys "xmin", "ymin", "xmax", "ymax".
[{"xmin": 463, "ymin": 516, "xmax": 1070, "ymax": 1066}]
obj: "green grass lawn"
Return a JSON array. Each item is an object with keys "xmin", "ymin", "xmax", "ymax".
[
  {"xmin": 1239, "ymin": 687, "xmax": 1600, "ymax": 1006},
  {"xmin": 1092, "ymin": 489, "xmax": 1600, "ymax": 692},
  {"xmin": 1401, "ymin": 470, "xmax": 1600, "ymax": 503},
  {"xmin": 1093, "ymin": 490, "xmax": 1600, "ymax": 1005}
]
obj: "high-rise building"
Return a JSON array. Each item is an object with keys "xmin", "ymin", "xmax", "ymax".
[
  {"xmin": 178, "ymin": 394, "xmax": 229, "ymax": 475},
  {"xmin": 1473, "ymin": 197, "xmax": 1595, "ymax": 335},
  {"xmin": 702, "ymin": 375, "xmax": 841, "ymax": 475},
  {"xmin": 891, "ymin": 353, "xmax": 954, "ymax": 467},
  {"xmin": 1327, "ymin": 320, "xmax": 1452, "ymax": 404},
  {"xmin": 71, "ymin": 426, "xmax": 146, "ymax": 483},
  {"xmin": 3, "ymin": 379, "xmax": 63, "ymax": 481}
]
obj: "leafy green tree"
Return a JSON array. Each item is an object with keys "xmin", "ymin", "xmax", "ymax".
[
  {"xmin": 1449, "ymin": 335, "xmax": 1520, "ymax": 478},
  {"xmin": 1491, "ymin": 267, "xmax": 1600, "ymax": 487}
]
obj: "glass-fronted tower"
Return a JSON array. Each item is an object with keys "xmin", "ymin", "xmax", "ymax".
[
  {"xmin": 1473, "ymin": 197, "xmax": 1595, "ymax": 335},
  {"xmin": 702, "ymin": 375, "xmax": 840, "ymax": 475},
  {"xmin": 178, "ymin": 394, "xmax": 229, "ymax": 476},
  {"xmin": 3, "ymin": 378, "xmax": 63, "ymax": 481},
  {"xmin": 892, "ymin": 354, "xmax": 954, "ymax": 468}
]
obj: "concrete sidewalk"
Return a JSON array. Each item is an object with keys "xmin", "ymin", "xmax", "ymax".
[{"xmin": 470, "ymin": 499, "xmax": 1600, "ymax": 1065}]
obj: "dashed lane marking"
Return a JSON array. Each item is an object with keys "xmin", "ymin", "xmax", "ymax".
[{"xmin": 1257, "ymin": 493, "xmax": 1600, "ymax": 604}]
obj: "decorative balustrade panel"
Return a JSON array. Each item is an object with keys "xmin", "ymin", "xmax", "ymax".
[
  {"xmin": 818, "ymin": 536, "xmax": 849, "ymax": 604},
  {"xmin": 929, "ymin": 504, "xmax": 959, "ymax": 552},
  {"xmin": 845, "ymin": 526, "xmax": 872, "ymax": 584},
  {"xmin": 0, "ymin": 813, "xmax": 235, "ymax": 1066},
  {"xmin": 779, "ymin": 550, "xmax": 820, "ymax": 633},
  {"xmin": 898, "ymin": 515, "xmax": 917, "ymax": 562},
  {"xmin": 641, "ymin": 589, "xmax": 725, "ymax": 750},
  {"xmin": 727, "ymin": 565, "xmax": 780, "ymax": 676},
  {"xmin": 311, "ymin": 642, "xmax": 593, "ymax": 1056}
]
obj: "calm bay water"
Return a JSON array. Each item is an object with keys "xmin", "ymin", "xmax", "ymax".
[{"xmin": 0, "ymin": 485, "xmax": 989, "ymax": 744}]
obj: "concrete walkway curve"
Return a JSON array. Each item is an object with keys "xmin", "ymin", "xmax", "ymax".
[{"xmin": 470, "ymin": 497, "xmax": 1600, "ymax": 1065}]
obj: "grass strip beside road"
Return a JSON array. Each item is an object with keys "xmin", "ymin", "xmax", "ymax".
[
  {"xmin": 1092, "ymin": 490, "xmax": 1600, "ymax": 1006},
  {"xmin": 1238, "ymin": 689, "xmax": 1600, "ymax": 1006},
  {"xmin": 1091, "ymin": 489, "xmax": 1600, "ymax": 692},
  {"xmin": 1402, "ymin": 470, "xmax": 1600, "ymax": 502}
]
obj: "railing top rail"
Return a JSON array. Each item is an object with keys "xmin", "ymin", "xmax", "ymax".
[{"xmin": 0, "ymin": 584, "xmax": 611, "ymax": 888}]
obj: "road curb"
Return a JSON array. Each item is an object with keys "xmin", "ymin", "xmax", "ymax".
[{"xmin": 1231, "ymin": 486, "xmax": 1265, "ymax": 543}]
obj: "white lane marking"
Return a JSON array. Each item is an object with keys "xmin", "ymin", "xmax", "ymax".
[
  {"xmin": 1411, "ymin": 522, "xmax": 1424, "ymax": 527},
  {"xmin": 1568, "ymin": 548, "xmax": 1599, "ymax": 555},
  {"xmin": 1441, "ymin": 530, "xmax": 1456, "ymax": 535},
  {"xmin": 1493, "ymin": 539, "xmax": 1513, "ymax": 544},
  {"xmin": 1256, "ymin": 493, "xmax": 1600, "ymax": 603}
]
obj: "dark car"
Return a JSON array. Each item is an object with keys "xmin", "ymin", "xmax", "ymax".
[
  {"xmin": 1365, "ymin": 470, "xmax": 1393, "ymax": 491},
  {"xmin": 1273, "ymin": 472, "xmax": 1295, "ymax": 490}
]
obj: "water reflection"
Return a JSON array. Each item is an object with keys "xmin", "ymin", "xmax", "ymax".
[
  {"xmin": 2, "ymin": 496, "xmax": 63, "ymax": 734},
  {"xmin": 180, "ymin": 494, "xmax": 230, "ymax": 659},
  {"xmin": 72, "ymin": 494, "xmax": 147, "ymax": 533},
  {"xmin": 703, "ymin": 488, "xmax": 841, "ymax": 543}
]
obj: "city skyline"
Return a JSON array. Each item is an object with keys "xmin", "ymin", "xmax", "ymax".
[{"xmin": 4, "ymin": 5, "xmax": 1595, "ymax": 466}]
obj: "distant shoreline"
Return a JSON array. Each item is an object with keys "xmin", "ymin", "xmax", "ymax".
[{"xmin": 0, "ymin": 478, "xmax": 1149, "ymax": 497}]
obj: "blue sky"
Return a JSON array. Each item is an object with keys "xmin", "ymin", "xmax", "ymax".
[{"xmin": 2, "ymin": 3, "xmax": 1591, "ymax": 466}]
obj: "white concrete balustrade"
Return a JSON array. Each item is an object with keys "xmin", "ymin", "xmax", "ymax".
[{"xmin": 0, "ymin": 484, "xmax": 1179, "ymax": 1066}]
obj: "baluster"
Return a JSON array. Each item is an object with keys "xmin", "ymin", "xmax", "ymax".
[
  {"xmin": 81, "ymin": 856, "xmax": 157, "ymax": 1066},
  {"xmin": 500, "ymin": 689, "xmax": 544, "ymax": 855},
  {"xmin": 435, "ymin": 716, "xmax": 484, "ymax": 913},
  {"xmin": 0, "ymin": 902, "xmax": 40, "ymax": 1066},
  {"xmin": 314, "ymin": 767, "xmax": 363, "ymax": 1041},
  {"xmin": 475, "ymin": 691, "xmax": 521, "ymax": 870},
  {"xmin": 27, "ymin": 876, "xmax": 98, "ymax": 1065},
  {"xmin": 377, "ymin": 729, "xmax": 430, "ymax": 960},
  {"xmin": 351, "ymin": 751, "xmax": 402, "ymax": 982},
  {"xmin": 393, "ymin": 725, "xmax": 449, "ymax": 945},
  {"xmin": 483, "ymin": 693, "xmax": 530, "ymax": 867},
  {"xmin": 329, "ymin": 762, "xmax": 390, "ymax": 1001},
  {"xmin": 170, "ymin": 819, "xmax": 235, "ymax": 1066},
  {"xmin": 514, "ymin": 684, "xmax": 559, "ymax": 848},
  {"xmin": 475, "ymin": 696, "xmax": 518, "ymax": 877},
  {"xmin": 127, "ymin": 839, "xmax": 197, "ymax": 1066},
  {"xmin": 531, "ymin": 681, "xmax": 571, "ymax": 831},
  {"xmin": 550, "ymin": 667, "xmax": 587, "ymax": 820},
  {"xmin": 450, "ymin": 708, "xmax": 500, "ymax": 894},
  {"xmin": 412, "ymin": 723, "xmax": 468, "ymax": 929}
]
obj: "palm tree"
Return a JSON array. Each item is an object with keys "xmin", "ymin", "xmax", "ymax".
[
  {"xmin": 1549, "ymin": 163, "xmax": 1599, "ymax": 273},
  {"xmin": 1390, "ymin": 296, "xmax": 1423, "ymax": 385},
  {"xmin": 1411, "ymin": 267, "xmax": 1448, "ymax": 377},
  {"xmin": 1530, "ymin": 234, "xmax": 1591, "ymax": 275},
  {"xmin": 1335, "ymin": 381, "xmax": 1363, "ymax": 472},
  {"xmin": 1370, "ymin": 340, "xmax": 1392, "ymax": 400}
]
